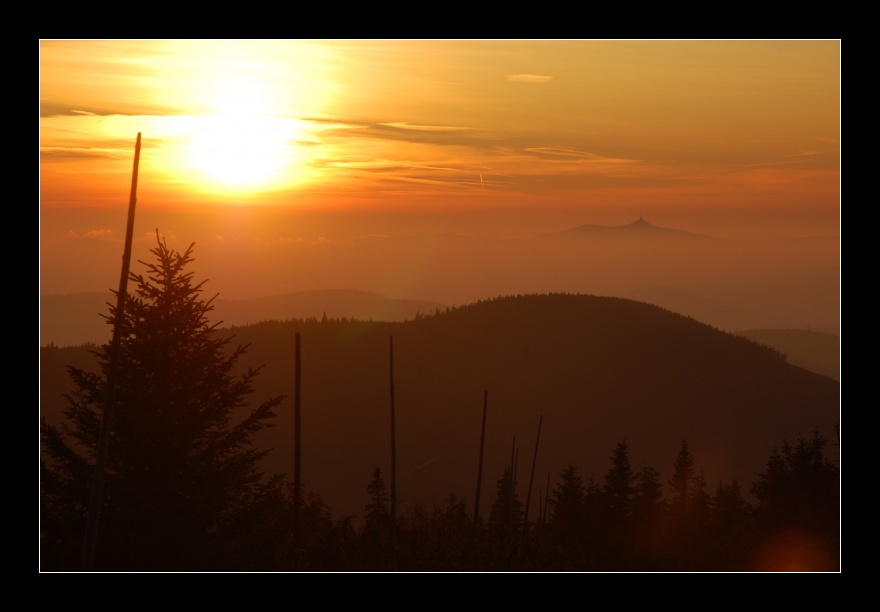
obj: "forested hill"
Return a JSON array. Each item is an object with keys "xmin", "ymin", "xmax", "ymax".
[{"xmin": 40, "ymin": 293, "xmax": 839, "ymax": 521}]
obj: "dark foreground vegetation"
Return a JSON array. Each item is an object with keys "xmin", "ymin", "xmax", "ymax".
[{"xmin": 40, "ymin": 236, "xmax": 840, "ymax": 572}]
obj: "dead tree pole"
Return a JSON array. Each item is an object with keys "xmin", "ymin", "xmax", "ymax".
[
  {"xmin": 544, "ymin": 471, "xmax": 551, "ymax": 523},
  {"xmin": 81, "ymin": 132, "xmax": 141, "ymax": 571},
  {"xmin": 389, "ymin": 336, "xmax": 397, "ymax": 544},
  {"xmin": 521, "ymin": 414, "xmax": 543, "ymax": 550},
  {"xmin": 473, "ymin": 390, "xmax": 488, "ymax": 532},
  {"xmin": 293, "ymin": 332, "xmax": 302, "ymax": 568},
  {"xmin": 523, "ymin": 414, "xmax": 543, "ymax": 528},
  {"xmin": 507, "ymin": 437, "xmax": 516, "ymax": 539}
]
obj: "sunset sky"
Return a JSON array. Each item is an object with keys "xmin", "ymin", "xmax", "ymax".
[{"xmin": 39, "ymin": 40, "xmax": 840, "ymax": 300}]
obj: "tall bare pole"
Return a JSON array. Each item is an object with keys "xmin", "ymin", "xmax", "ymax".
[
  {"xmin": 523, "ymin": 414, "xmax": 543, "ymax": 528},
  {"xmin": 521, "ymin": 414, "xmax": 543, "ymax": 550},
  {"xmin": 389, "ymin": 336, "xmax": 397, "ymax": 542},
  {"xmin": 81, "ymin": 132, "xmax": 141, "ymax": 571},
  {"xmin": 473, "ymin": 390, "xmax": 488, "ymax": 530},
  {"xmin": 507, "ymin": 437, "xmax": 516, "ymax": 538},
  {"xmin": 544, "ymin": 471, "xmax": 551, "ymax": 523},
  {"xmin": 293, "ymin": 332, "xmax": 302, "ymax": 568}
]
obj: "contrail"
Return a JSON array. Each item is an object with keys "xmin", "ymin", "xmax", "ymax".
[
  {"xmin": 480, "ymin": 173, "xmax": 484, "ymax": 188},
  {"xmin": 403, "ymin": 456, "xmax": 438, "ymax": 477}
]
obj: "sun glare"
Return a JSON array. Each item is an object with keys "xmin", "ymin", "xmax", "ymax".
[
  {"xmin": 184, "ymin": 114, "xmax": 294, "ymax": 191},
  {"xmin": 152, "ymin": 43, "xmax": 333, "ymax": 195}
]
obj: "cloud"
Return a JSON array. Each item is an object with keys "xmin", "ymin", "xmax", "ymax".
[
  {"xmin": 40, "ymin": 147, "xmax": 127, "ymax": 161},
  {"xmin": 65, "ymin": 228, "xmax": 115, "ymax": 240},
  {"xmin": 271, "ymin": 236, "xmax": 335, "ymax": 246},
  {"xmin": 40, "ymin": 100, "xmax": 182, "ymax": 118},
  {"xmin": 318, "ymin": 119, "xmax": 487, "ymax": 148},
  {"xmin": 379, "ymin": 122, "xmax": 473, "ymax": 132},
  {"xmin": 523, "ymin": 147, "xmax": 638, "ymax": 165},
  {"xmin": 507, "ymin": 74, "xmax": 553, "ymax": 83},
  {"xmin": 524, "ymin": 147, "xmax": 607, "ymax": 160}
]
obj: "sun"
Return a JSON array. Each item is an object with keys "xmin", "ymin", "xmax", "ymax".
[
  {"xmin": 184, "ymin": 114, "xmax": 293, "ymax": 191},
  {"xmin": 150, "ymin": 41, "xmax": 330, "ymax": 195},
  {"xmin": 126, "ymin": 41, "xmax": 340, "ymax": 196},
  {"xmin": 175, "ymin": 73, "xmax": 299, "ymax": 192}
]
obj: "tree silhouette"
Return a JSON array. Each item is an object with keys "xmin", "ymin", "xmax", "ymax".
[
  {"xmin": 549, "ymin": 462, "xmax": 587, "ymax": 533},
  {"xmin": 40, "ymin": 233, "xmax": 286, "ymax": 571},
  {"xmin": 363, "ymin": 466, "xmax": 391, "ymax": 537},
  {"xmin": 545, "ymin": 462, "xmax": 590, "ymax": 568},
  {"xmin": 487, "ymin": 466, "xmax": 523, "ymax": 540},
  {"xmin": 749, "ymin": 430, "xmax": 839, "ymax": 570},
  {"xmin": 600, "ymin": 438, "xmax": 636, "ymax": 568},
  {"xmin": 669, "ymin": 439, "xmax": 695, "ymax": 509},
  {"xmin": 602, "ymin": 438, "xmax": 635, "ymax": 519},
  {"xmin": 630, "ymin": 464, "xmax": 666, "ymax": 568},
  {"xmin": 707, "ymin": 479, "xmax": 753, "ymax": 570}
]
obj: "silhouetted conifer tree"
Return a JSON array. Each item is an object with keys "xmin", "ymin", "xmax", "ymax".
[
  {"xmin": 750, "ymin": 430, "xmax": 839, "ymax": 570},
  {"xmin": 598, "ymin": 439, "xmax": 637, "ymax": 568},
  {"xmin": 549, "ymin": 463, "xmax": 586, "ymax": 534},
  {"xmin": 669, "ymin": 439, "xmax": 695, "ymax": 510},
  {"xmin": 488, "ymin": 466, "xmax": 522, "ymax": 540},
  {"xmin": 40, "ymin": 234, "xmax": 286, "ymax": 571},
  {"xmin": 359, "ymin": 466, "xmax": 396, "ymax": 568},
  {"xmin": 545, "ymin": 462, "xmax": 590, "ymax": 568},
  {"xmin": 707, "ymin": 479, "xmax": 754, "ymax": 570},
  {"xmin": 364, "ymin": 466, "xmax": 391, "ymax": 537},
  {"xmin": 630, "ymin": 464, "xmax": 666, "ymax": 568},
  {"xmin": 602, "ymin": 439, "xmax": 635, "ymax": 519}
]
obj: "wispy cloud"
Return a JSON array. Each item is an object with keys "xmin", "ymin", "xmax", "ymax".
[
  {"xmin": 523, "ymin": 147, "xmax": 631, "ymax": 161},
  {"xmin": 40, "ymin": 147, "xmax": 128, "ymax": 160},
  {"xmin": 254, "ymin": 236, "xmax": 335, "ymax": 246},
  {"xmin": 314, "ymin": 118, "xmax": 487, "ymax": 148},
  {"xmin": 40, "ymin": 101, "xmax": 171, "ymax": 118},
  {"xmin": 507, "ymin": 74, "xmax": 553, "ymax": 83},
  {"xmin": 64, "ymin": 228, "xmax": 114, "ymax": 240}
]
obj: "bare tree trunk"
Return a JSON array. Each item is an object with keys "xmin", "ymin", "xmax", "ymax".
[
  {"xmin": 82, "ymin": 132, "xmax": 141, "ymax": 571},
  {"xmin": 521, "ymin": 415, "xmax": 543, "ymax": 552},
  {"xmin": 523, "ymin": 415, "xmax": 543, "ymax": 536},
  {"xmin": 544, "ymin": 471, "xmax": 551, "ymax": 523},
  {"xmin": 389, "ymin": 336, "xmax": 397, "ymax": 548},
  {"xmin": 473, "ymin": 390, "xmax": 488, "ymax": 531},
  {"xmin": 524, "ymin": 416, "xmax": 544, "ymax": 523},
  {"xmin": 508, "ymin": 437, "xmax": 516, "ymax": 540},
  {"xmin": 293, "ymin": 332, "xmax": 302, "ymax": 569}
]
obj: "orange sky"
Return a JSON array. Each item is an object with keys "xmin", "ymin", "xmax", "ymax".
[{"xmin": 39, "ymin": 40, "xmax": 840, "ymax": 299}]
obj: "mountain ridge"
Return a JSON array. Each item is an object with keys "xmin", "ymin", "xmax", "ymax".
[{"xmin": 40, "ymin": 293, "xmax": 839, "ymax": 521}]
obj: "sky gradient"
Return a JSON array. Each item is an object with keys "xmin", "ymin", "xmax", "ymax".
[{"xmin": 40, "ymin": 40, "xmax": 840, "ymax": 303}]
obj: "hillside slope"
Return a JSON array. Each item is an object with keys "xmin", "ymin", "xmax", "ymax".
[
  {"xmin": 739, "ymin": 328, "xmax": 839, "ymax": 381},
  {"xmin": 40, "ymin": 293, "xmax": 839, "ymax": 521}
]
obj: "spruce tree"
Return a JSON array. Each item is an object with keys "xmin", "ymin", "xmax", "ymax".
[
  {"xmin": 363, "ymin": 467, "xmax": 391, "ymax": 537},
  {"xmin": 40, "ymin": 234, "xmax": 286, "ymax": 571},
  {"xmin": 487, "ymin": 466, "xmax": 523, "ymax": 540},
  {"xmin": 750, "ymin": 430, "xmax": 839, "ymax": 570},
  {"xmin": 602, "ymin": 438, "xmax": 635, "ymax": 519},
  {"xmin": 669, "ymin": 439, "xmax": 695, "ymax": 509},
  {"xmin": 549, "ymin": 463, "xmax": 586, "ymax": 534}
]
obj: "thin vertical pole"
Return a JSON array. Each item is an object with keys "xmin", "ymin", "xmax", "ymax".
[
  {"xmin": 473, "ymin": 390, "xmax": 488, "ymax": 530},
  {"xmin": 82, "ymin": 132, "xmax": 141, "ymax": 571},
  {"xmin": 544, "ymin": 471, "xmax": 551, "ymax": 522},
  {"xmin": 538, "ymin": 490, "xmax": 543, "ymax": 528},
  {"xmin": 389, "ymin": 336, "xmax": 397, "ymax": 543},
  {"xmin": 507, "ymin": 437, "xmax": 516, "ymax": 538},
  {"xmin": 523, "ymin": 414, "xmax": 543, "ymax": 528},
  {"xmin": 521, "ymin": 414, "xmax": 543, "ymax": 550},
  {"xmin": 293, "ymin": 332, "xmax": 302, "ymax": 568}
]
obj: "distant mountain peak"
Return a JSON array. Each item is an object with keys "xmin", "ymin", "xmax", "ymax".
[
  {"xmin": 627, "ymin": 215, "xmax": 654, "ymax": 229},
  {"xmin": 544, "ymin": 216, "xmax": 710, "ymax": 240}
]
